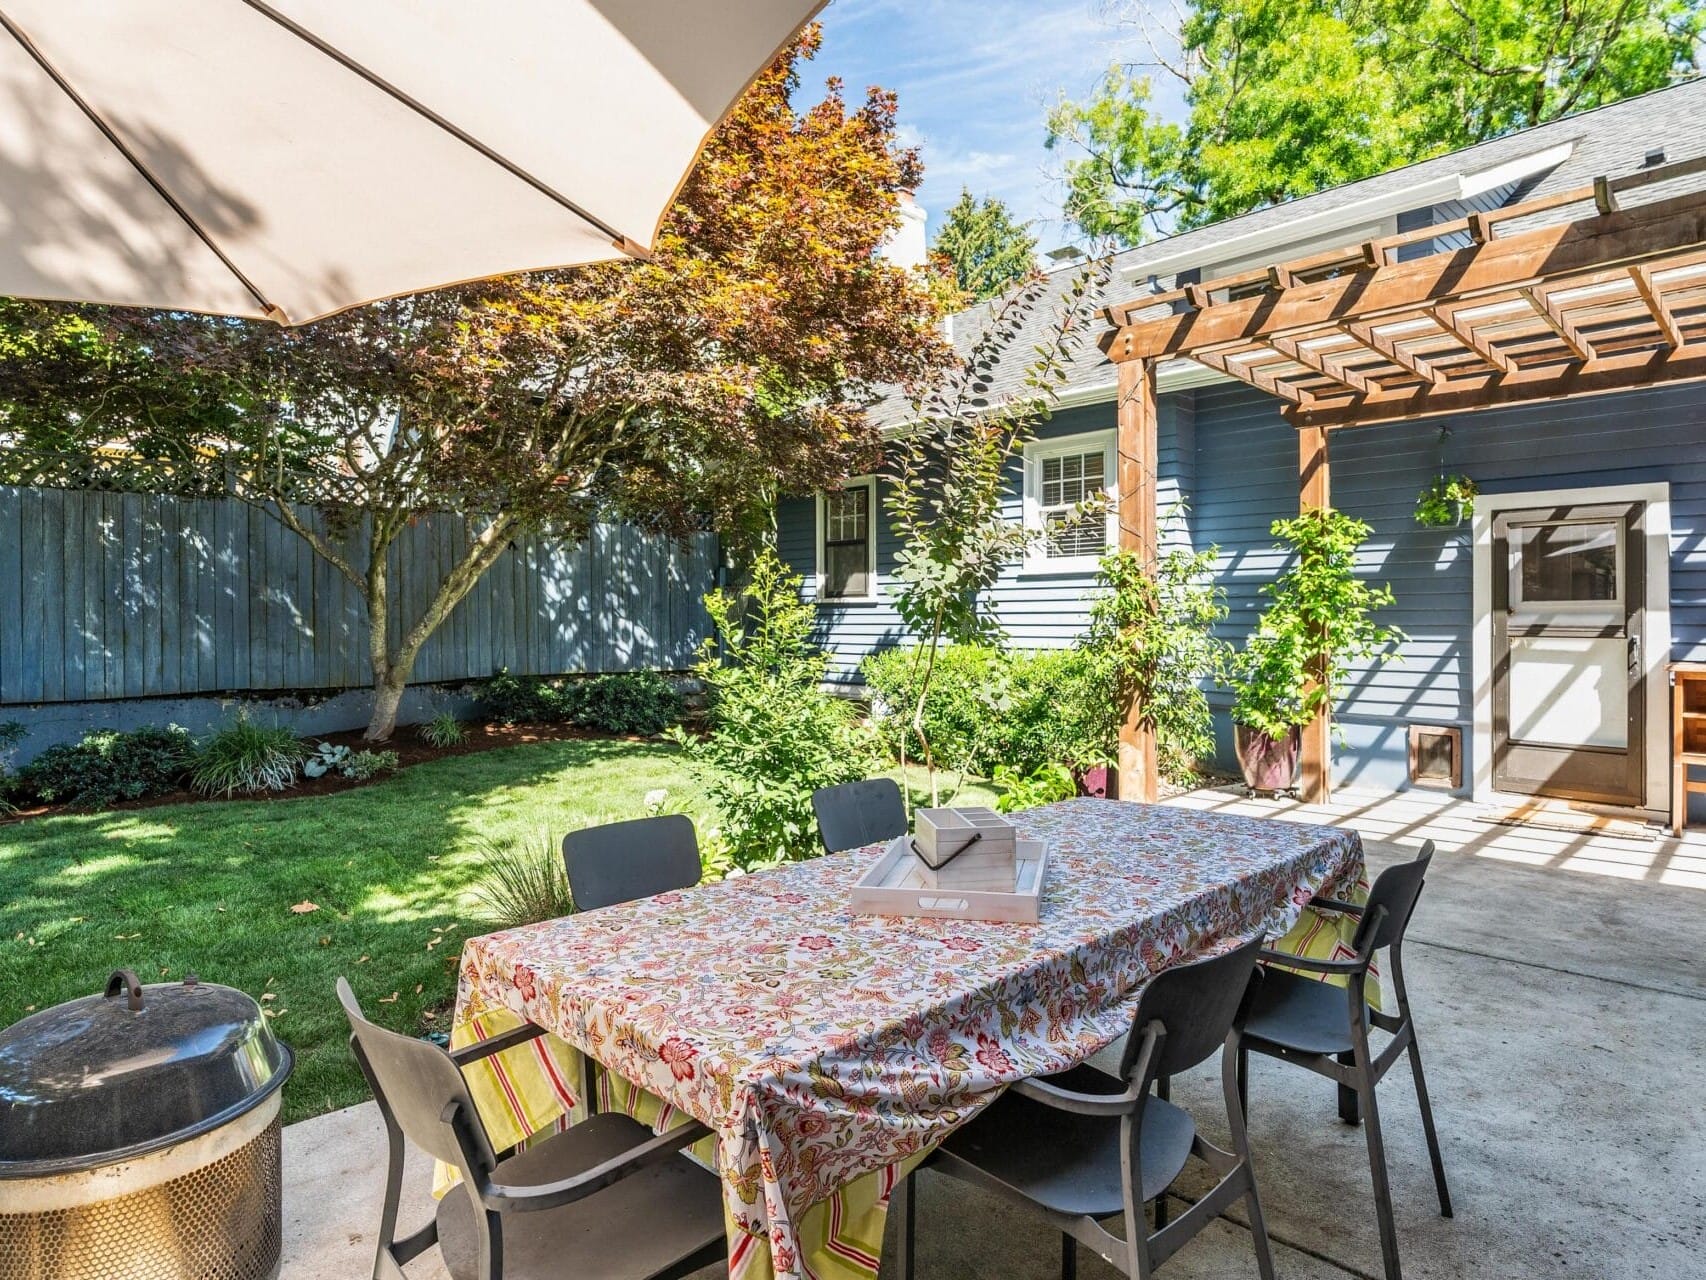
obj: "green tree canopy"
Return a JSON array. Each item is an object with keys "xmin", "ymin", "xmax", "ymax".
[
  {"xmin": 930, "ymin": 188, "xmax": 1039, "ymax": 302},
  {"xmin": 1048, "ymin": 0, "xmax": 1705, "ymax": 243}
]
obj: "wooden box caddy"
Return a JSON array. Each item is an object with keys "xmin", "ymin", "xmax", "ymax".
[{"xmin": 911, "ymin": 806, "xmax": 1017, "ymax": 890}]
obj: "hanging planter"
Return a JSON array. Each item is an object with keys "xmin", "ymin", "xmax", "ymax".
[{"xmin": 1414, "ymin": 473, "xmax": 1477, "ymax": 528}]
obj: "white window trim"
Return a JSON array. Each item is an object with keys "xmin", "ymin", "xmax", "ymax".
[
  {"xmin": 814, "ymin": 475, "xmax": 879, "ymax": 605},
  {"xmin": 1021, "ymin": 429, "xmax": 1118, "ymax": 574}
]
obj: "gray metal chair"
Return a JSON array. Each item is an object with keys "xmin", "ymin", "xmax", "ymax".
[
  {"xmin": 562, "ymin": 814, "xmax": 700, "ymax": 912},
  {"xmin": 907, "ymin": 937, "xmax": 1275, "ymax": 1280},
  {"xmin": 1237, "ymin": 841, "xmax": 1451, "ymax": 1280},
  {"xmin": 812, "ymin": 777, "xmax": 907, "ymax": 853},
  {"xmin": 560, "ymin": 815, "xmax": 702, "ymax": 1111},
  {"xmin": 337, "ymin": 978, "xmax": 726, "ymax": 1280}
]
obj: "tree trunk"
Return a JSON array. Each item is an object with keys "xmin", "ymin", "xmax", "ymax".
[{"xmin": 367, "ymin": 673, "xmax": 409, "ymax": 742}]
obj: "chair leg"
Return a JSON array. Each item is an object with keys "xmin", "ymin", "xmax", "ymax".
[
  {"xmin": 1337, "ymin": 1051, "xmax": 1360, "ymax": 1124},
  {"xmin": 1356, "ymin": 1075, "xmax": 1403, "ymax": 1280},
  {"xmin": 898, "ymin": 1172, "xmax": 917, "ymax": 1280},
  {"xmin": 1406, "ymin": 1038, "xmax": 1453, "ymax": 1218},
  {"xmin": 1236, "ymin": 1046, "xmax": 1249, "ymax": 1119},
  {"xmin": 1242, "ymin": 1176, "xmax": 1278, "ymax": 1280},
  {"xmin": 1060, "ymin": 1231, "xmax": 1077, "ymax": 1280}
]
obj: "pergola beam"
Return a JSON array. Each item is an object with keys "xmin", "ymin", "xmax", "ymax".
[
  {"xmin": 1427, "ymin": 302, "xmax": 1514, "ymax": 374},
  {"xmin": 1102, "ymin": 185, "xmax": 1706, "ymax": 361},
  {"xmin": 1518, "ymin": 285, "xmax": 1595, "ymax": 361},
  {"xmin": 1629, "ymin": 264, "xmax": 1686, "ymax": 348},
  {"xmin": 1288, "ymin": 342, "xmax": 1706, "ymax": 430},
  {"xmin": 1268, "ymin": 333, "xmax": 1377, "ymax": 394},
  {"xmin": 1340, "ymin": 319, "xmax": 1440, "ymax": 384},
  {"xmin": 1116, "ymin": 358, "xmax": 1160, "ymax": 804}
]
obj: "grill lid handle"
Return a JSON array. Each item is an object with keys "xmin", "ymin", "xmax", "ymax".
[{"xmin": 104, "ymin": 969, "xmax": 144, "ymax": 1013}]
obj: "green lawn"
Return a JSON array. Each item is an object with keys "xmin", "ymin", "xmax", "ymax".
[{"xmin": 0, "ymin": 739, "xmax": 994, "ymax": 1123}]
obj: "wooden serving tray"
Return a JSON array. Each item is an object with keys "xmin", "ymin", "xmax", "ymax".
[{"xmin": 850, "ymin": 836, "xmax": 1049, "ymax": 924}]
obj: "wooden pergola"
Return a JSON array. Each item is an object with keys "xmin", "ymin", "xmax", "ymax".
[{"xmin": 1100, "ymin": 154, "xmax": 1706, "ymax": 804}]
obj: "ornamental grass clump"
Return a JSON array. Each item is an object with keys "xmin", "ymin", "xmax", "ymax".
[
  {"xmin": 470, "ymin": 831, "xmax": 574, "ymax": 930},
  {"xmin": 191, "ymin": 717, "xmax": 307, "ymax": 797},
  {"xmin": 419, "ymin": 712, "xmax": 467, "ymax": 749}
]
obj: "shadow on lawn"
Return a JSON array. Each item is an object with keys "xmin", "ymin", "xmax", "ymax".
[{"xmin": 0, "ymin": 736, "xmax": 696, "ymax": 1122}]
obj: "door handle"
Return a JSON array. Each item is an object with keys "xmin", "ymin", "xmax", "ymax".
[{"xmin": 1628, "ymin": 633, "xmax": 1641, "ymax": 675}]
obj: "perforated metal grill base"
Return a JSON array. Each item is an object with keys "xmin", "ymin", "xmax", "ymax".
[{"xmin": 0, "ymin": 1120, "xmax": 282, "ymax": 1280}]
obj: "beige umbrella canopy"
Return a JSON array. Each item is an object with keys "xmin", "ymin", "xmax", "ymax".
[{"xmin": 0, "ymin": 0, "xmax": 824, "ymax": 324}]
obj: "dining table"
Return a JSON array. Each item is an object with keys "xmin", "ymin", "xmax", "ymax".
[{"xmin": 442, "ymin": 798, "xmax": 1369, "ymax": 1280}]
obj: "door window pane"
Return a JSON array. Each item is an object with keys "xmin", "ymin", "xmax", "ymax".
[
  {"xmin": 1515, "ymin": 521, "xmax": 1618, "ymax": 603},
  {"xmin": 1507, "ymin": 636, "xmax": 1627, "ymax": 748}
]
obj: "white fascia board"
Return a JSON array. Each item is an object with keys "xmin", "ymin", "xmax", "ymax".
[{"xmin": 1117, "ymin": 139, "xmax": 1577, "ymax": 283}]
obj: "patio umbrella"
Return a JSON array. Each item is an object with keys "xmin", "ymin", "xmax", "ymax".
[{"xmin": 0, "ymin": 0, "xmax": 824, "ymax": 325}]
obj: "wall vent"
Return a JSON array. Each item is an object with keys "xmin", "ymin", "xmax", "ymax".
[{"xmin": 1408, "ymin": 724, "xmax": 1462, "ymax": 790}]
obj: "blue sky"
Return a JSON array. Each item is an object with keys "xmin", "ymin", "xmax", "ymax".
[{"xmin": 813, "ymin": 0, "xmax": 1185, "ymax": 249}]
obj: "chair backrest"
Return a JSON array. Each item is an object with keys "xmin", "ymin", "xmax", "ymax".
[
  {"xmin": 812, "ymin": 778, "xmax": 907, "ymax": 853},
  {"xmin": 562, "ymin": 814, "xmax": 700, "ymax": 911},
  {"xmin": 1117, "ymin": 935, "xmax": 1263, "ymax": 1082},
  {"xmin": 336, "ymin": 977, "xmax": 496, "ymax": 1173},
  {"xmin": 1352, "ymin": 840, "xmax": 1434, "ymax": 954}
]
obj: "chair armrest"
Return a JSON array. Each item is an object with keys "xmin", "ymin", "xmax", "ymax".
[
  {"xmin": 1307, "ymin": 896, "xmax": 1365, "ymax": 917},
  {"xmin": 1258, "ymin": 947, "xmax": 1364, "ymax": 977},
  {"xmin": 1010, "ymin": 1075, "xmax": 1144, "ymax": 1117},
  {"xmin": 482, "ymin": 1119, "xmax": 711, "ymax": 1214},
  {"xmin": 450, "ymin": 1022, "xmax": 547, "ymax": 1066}
]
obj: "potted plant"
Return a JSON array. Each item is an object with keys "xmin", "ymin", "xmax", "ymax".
[
  {"xmin": 1230, "ymin": 509, "xmax": 1404, "ymax": 794},
  {"xmin": 1229, "ymin": 630, "xmax": 1311, "ymax": 793},
  {"xmin": 1414, "ymin": 474, "xmax": 1477, "ymax": 528}
]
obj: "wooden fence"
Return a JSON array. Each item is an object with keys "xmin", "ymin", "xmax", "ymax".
[{"xmin": 0, "ymin": 486, "xmax": 719, "ymax": 705}]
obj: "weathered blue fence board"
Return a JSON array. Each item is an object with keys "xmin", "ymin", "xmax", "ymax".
[{"xmin": 0, "ymin": 487, "xmax": 717, "ymax": 706}]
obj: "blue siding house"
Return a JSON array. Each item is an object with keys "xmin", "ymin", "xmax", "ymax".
[{"xmin": 777, "ymin": 80, "xmax": 1706, "ymax": 818}]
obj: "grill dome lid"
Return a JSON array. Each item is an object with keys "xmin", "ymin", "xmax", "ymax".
[{"xmin": 0, "ymin": 970, "xmax": 292, "ymax": 1176}]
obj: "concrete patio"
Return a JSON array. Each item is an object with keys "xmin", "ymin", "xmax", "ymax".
[{"xmin": 281, "ymin": 786, "xmax": 1706, "ymax": 1279}]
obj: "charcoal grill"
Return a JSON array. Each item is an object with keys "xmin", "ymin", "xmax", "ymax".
[{"xmin": 0, "ymin": 970, "xmax": 293, "ymax": 1280}]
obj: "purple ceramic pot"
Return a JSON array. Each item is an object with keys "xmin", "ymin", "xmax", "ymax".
[
  {"xmin": 1234, "ymin": 723, "xmax": 1301, "ymax": 793},
  {"xmin": 1075, "ymin": 764, "xmax": 1112, "ymax": 799}
]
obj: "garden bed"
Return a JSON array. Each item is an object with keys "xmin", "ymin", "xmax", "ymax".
[{"xmin": 1, "ymin": 721, "xmax": 651, "ymax": 823}]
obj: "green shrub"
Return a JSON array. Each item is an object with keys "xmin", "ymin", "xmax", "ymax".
[
  {"xmin": 568, "ymin": 672, "xmax": 682, "ymax": 736},
  {"xmin": 479, "ymin": 668, "xmax": 570, "ymax": 724},
  {"xmin": 469, "ymin": 831, "xmax": 574, "ymax": 929},
  {"xmin": 862, "ymin": 645, "xmax": 1108, "ymax": 778},
  {"xmin": 992, "ymin": 762, "xmax": 1077, "ymax": 813},
  {"xmin": 861, "ymin": 644, "xmax": 1007, "ymax": 776},
  {"xmin": 342, "ymin": 749, "xmax": 399, "ymax": 781},
  {"xmin": 1001, "ymin": 649, "xmax": 1109, "ymax": 775},
  {"xmin": 419, "ymin": 712, "xmax": 466, "ymax": 749},
  {"xmin": 672, "ymin": 548, "xmax": 878, "ymax": 870},
  {"xmin": 22, "ymin": 724, "xmax": 194, "ymax": 809},
  {"xmin": 191, "ymin": 718, "xmax": 307, "ymax": 797}
]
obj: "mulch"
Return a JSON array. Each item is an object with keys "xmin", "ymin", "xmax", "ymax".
[{"xmin": 1, "ymin": 721, "xmax": 641, "ymax": 824}]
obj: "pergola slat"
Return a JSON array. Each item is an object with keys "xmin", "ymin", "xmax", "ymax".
[{"xmin": 1630, "ymin": 264, "xmax": 1686, "ymax": 348}]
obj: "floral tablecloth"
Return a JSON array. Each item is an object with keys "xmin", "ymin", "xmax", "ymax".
[{"xmin": 447, "ymin": 798, "xmax": 1365, "ymax": 1280}]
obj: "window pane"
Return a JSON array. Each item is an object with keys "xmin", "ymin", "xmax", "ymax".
[
  {"xmin": 823, "ymin": 544, "xmax": 870, "ymax": 598},
  {"xmin": 1516, "ymin": 522, "xmax": 1617, "ymax": 602},
  {"xmin": 1037, "ymin": 446, "xmax": 1109, "ymax": 559}
]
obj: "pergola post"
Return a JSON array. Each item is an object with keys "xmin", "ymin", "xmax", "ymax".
[
  {"xmin": 1117, "ymin": 356, "xmax": 1160, "ymax": 804},
  {"xmin": 1298, "ymin": 422, "xmax": 1331, "ymax": 803}
]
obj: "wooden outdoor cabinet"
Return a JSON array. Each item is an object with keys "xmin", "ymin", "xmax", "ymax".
[{"xmin": 1670, "ymin": 662, "xmax": 1706, "ymax": 836}]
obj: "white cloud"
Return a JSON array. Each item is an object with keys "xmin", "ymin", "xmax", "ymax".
[{"xmin": 814, "ymin": 0, "xmax": 1186, "ymax": 247}]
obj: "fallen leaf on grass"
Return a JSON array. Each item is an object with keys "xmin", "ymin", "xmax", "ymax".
[
  {"xmin": 289, "ymin": 901, "xmax": 319, "ymax": 915},
  {"xmin": 261, "ymin": 993, "xmax": 277, "ymax": 1002},
  {"xmin": 414, "ymin": 984, "xmax": 423, "ymax": 995},
  {"xmin": 378, "ymin": 992, "xmax": 399, "ymax": 1004},
  {"xmin": 357, "ymin": 954, "xmax": 370, "ymax": 964}
]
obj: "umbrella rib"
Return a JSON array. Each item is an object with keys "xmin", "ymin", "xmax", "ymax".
[
  {"xmin": 0, "ymin": 8, "xmax": 283, "ymax": 321},
  {"xmin": 241, "ymin": 0, "xmax": 650, "ymax": 259}
]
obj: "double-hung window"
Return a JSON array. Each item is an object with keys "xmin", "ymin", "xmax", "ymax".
[
  {"xmin": 816, "ymin": 476, "xmax": 877, "ymax": 602},
  {"xmin": 1023, "ymin": 430, "xmax": 1116, "ymax": 571}
]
